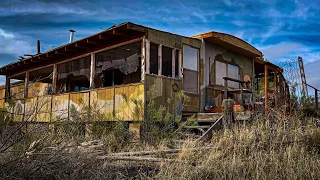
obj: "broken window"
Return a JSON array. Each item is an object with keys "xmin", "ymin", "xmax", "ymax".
[
  {"xmin": 215, "ymin": 61, "xmax": 227, "ymax": 86},
  {"xmin": 150, "ymin": 43, "xmax": 158, "ymax": 75},
  {"xmin": 28, "ymin": 66, "xmax": 54, "ymax": 97},
  {"xmin": 57, "ymin": 56, "xmax": 90, "ymax": 93},
  {"xmin": 215, "ymin": 61, "xmax": 239, "ymax": 88},
  {"xmin": 183, "ymin": 45, "xmax": 199, "ymax": 94},
  {"xmin": 227, "ymin": 64, "xmax": 239, "ymax": 88},
  {"xmin": 162, "ymin": 46, "xmax": 172, "ymax": 77},
  {"xmin": 94, "ymin": 41, "xmax": 141, "ymax": 88}
]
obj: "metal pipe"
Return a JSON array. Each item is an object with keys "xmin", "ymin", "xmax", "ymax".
[
  {"xmin": 37, "ymin": 40, "xmax": 41, "ymax": 54},
  {"xmin": 69, "ymin": 30, "xmax": 75, "ymax": 43}
]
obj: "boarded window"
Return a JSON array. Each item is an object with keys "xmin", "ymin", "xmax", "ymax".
[
  {"xmin": 227, "ymin": 64, "xmax": 239, "ymax": 88},
  {"xmin": 150, "ymin": 43, "xmax": 158, "ymax": 75},
  {"xmin": 183, "ymin": 45, "xmax": 198, "ymax": 71},
  {"xmin": 183, "ymin": 69, "xmax": 198, "ymax": 94},
  {"xmin": 215, "ymin": 61, "xmax": 226, "ymax": 86},
  {"xmin": 162, "ymin": 46, "xmax": 172, "ymax": 77}
]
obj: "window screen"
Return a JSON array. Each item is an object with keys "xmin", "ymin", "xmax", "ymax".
[
  {"xmin": 227, "ymin": 64, "xmax": 239, "ymax": 88},
  {"xmin": 183, "ymin": 45, "xmax": 198, "ymax": 70},
  {"xmin": 215, "ymin": 61, "xmax": 226, "ymax": 86}
]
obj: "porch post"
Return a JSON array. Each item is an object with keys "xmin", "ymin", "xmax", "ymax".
[
  {"xmin": 5, "ymin": 76, "xmax": 10, "ymax": 101},
  {"xmin": 172, "ymin": 49, "xmax": 176, "ymax": 78},
  {"xmin": 264, "ymin": 65, "xmax": 269, "ymax": 115},
  {"xmin": 178, "ymin": 49, "xmax": 182, "ymax": 79},
  {"xmin": 145, "ymin": 39, "xmax": 150, "ymax": 74},
  {"xmin": 274, "ymin": 71, "xmax": 278, "ymax": 107},
  {"xmin": 315, "ymin": 89, "xmax": 318, "ymax": 109},
  {"xmin": 52, "ymin": 64, "xmax": 57, "ymax": 94},
  {"xmin": 24, "ymin": 71, "xmax": 29, "ymax": 98},
  {"xmin": 90, "ymin": 52, "xmax": 95, "ymax": 89},
  {"xmin": 141, "ymin": 38, "xmax": 146, "ymax": 82},
  {"xmin": 158, "ymin": 44, "xmax": 162, "ymax": 76}
]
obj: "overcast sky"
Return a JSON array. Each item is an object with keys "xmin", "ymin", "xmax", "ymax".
[{"xmin": 0, "ymin": 0, "xmax": 319, "ymax": 89}]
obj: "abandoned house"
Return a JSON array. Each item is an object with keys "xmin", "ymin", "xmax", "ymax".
[{"xmin": 0, "ymin": 22, "xmax": 290, "ymax": 135}]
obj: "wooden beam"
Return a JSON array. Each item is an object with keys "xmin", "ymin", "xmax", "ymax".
[
  {"xmin": 172, "ymin": 49, "xmax": 176, "ymax": 78},
  {"xmin": 75, "ymin": 43, "xmax": 90, "ymax": 49},
  {"xmin": 98, "ymin": 34, "xmax": 109, "ymax": 40},
  {"xmin": 158, "ymin": 44, "xmax": 162, "ymax": 75},
  {"xmin": 179, "ymin": 50, "xmax": 182, "ymax": 79},
  {"xmin": 264, "ymin": 65, "xmax": 268, "ymax": 116},
  {"xmin": 145, "ymin": 39, "xmax": 150, "ymax": 74},
  {"xmin": 86, "ymin": 39, "xmax": 102, "ymax": 45},
  {"xmin": 5, "ymin": 77, "xmax": 10, "ymax": 101},
  {"xmin": 24, "ymin": 71, "xmax": 29, "ymax": 98},
  {"xmin": 315, "ymin": 89, "xmax": 318, "ymax": 109},
  {"xmin": 112, "ymin": 29, "xmax": 128, "ymax": 36},
  {"xmin": 141, "ymin": 38, "xmax": 146, "ymax": 82},
  {"xmin": 274, "ymin": 71, "xmax": 278, "ymax": 107},
  {"xmin": 89, "ymin": 53, "xmax": 95, "ymax": 89},
  {"xmin": 52, "ymin": 64, "xmax": 57, "ymax": 94}
]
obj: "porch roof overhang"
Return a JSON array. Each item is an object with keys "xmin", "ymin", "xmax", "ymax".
[
  {"xmin": 0, "ymin": 22, "xmax": 147, "ymax": 77},
  {"xmin": 254, "ymin": 58, "xmax": 283, "ymax": 74},
  {"xmin": 192, "ymin": 32, "xmax": 263, "ymax": 58}
]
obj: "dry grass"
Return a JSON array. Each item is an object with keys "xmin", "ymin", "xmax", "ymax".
[{"xmin": 1, "ymin": 112, "xmax": 320, "ymax": 179}]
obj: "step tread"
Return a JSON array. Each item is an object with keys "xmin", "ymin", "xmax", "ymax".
[{"xmin": 184, "ymin": 125, "xmax": 211, "ymax": 129}]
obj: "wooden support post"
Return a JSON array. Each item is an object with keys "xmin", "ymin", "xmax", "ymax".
[
  {"xmin": 264, "ymin": 65, "xmax": 269, "ymax": 116},
  {"xmin": 90, "ymin": 53, "xmax": 95, "ymax": 89},
  {"xmin": 5, "ymin": 77, "xmax": 10, "ymax": 101},
  {"xmin": 52, "ymin": 64, "xmax": 57, "ymax": 94},
  {"xmin": 172, "ymin": 49, "xmax": 176, "ymax": 78},
  {"xmin": 315, "ymin": 89, "xmax": 318, "ymax": 109},
  {"xmin": 158, "ymin": 44, "xmax": 162, "ymax": 76},
  {"xmin": 274, "ymin": 71, "xmax": 278, "ymax": 107},
  {"xmin": 222, "ymin": 99, "xmax": 234, "ymax": 129},
  {"xmin": 24, "ymin": 71, "xmax": 29, "ymax": 98},
  {"xmin": 224, "ymin": 78, "xmax": 228, "ymax": 99},
  {"xmin": 141, "ymin": 38, "xmax": 146, "ymax": 82},
  {"xmin": 145, "ymin": 39, "xmax": 150, "ymax": 74},
  {"xmin": 179, "ymin": 50, "xmax": 182, "ymax": 79}
]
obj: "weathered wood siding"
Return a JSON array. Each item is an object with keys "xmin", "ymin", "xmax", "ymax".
[
  {"xmin": 1, "ymin": 83, "xmax": 144, "ymax": 123},
  {"xmin": 184, "ymin": 93, "xmax": 200, "ymax": 112},
  {"xmin": 146, "ymin": 74, "xmax": 182, "ymax": 113},
  {"xmin": 203, "ymin": 42, "xmax": 254, "ymax": 108}
]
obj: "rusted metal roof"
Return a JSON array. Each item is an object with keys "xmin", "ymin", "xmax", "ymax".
[{"xmin": 192, "ymin": 31, "xmax": 263, "ymax": 58}]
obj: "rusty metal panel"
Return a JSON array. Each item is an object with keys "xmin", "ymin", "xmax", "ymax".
[
  {"xmin": 52, "ymin": 94, "xmax": 69, "ymax": 121},
  {"xmin": 90, "ymin": 87, "xmax": 114, "ymax": 121},
  {"xmin": 114, "ymin": 84, "xmax": 144, "ymax": 121}
]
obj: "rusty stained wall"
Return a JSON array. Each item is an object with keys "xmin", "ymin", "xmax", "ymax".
[
  {"xmin": 202, "ymin": 42, "xmax": 254, "ymax": 108},
  {"xmin": 3, "ymin": 83, "xmax": 144, "ymax": 123}
]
